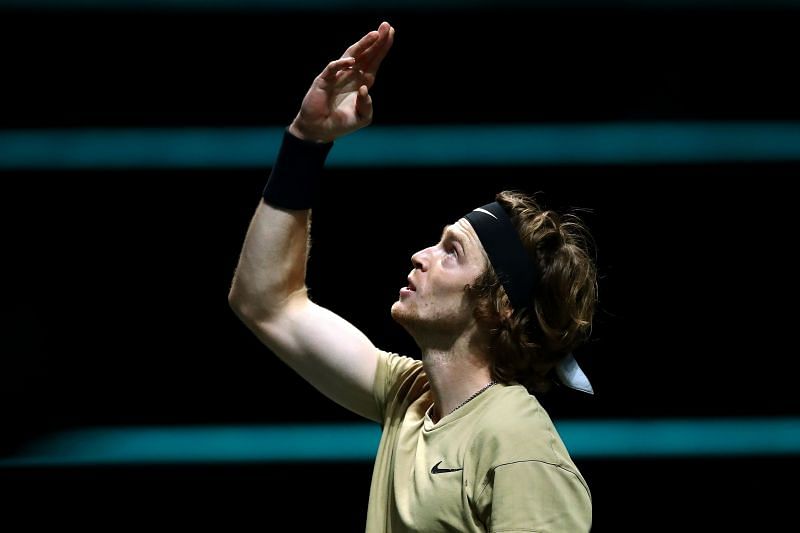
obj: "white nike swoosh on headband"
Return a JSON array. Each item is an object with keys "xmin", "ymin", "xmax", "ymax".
[{"xmin": 473, "ymin": 208, "xmax": 498, "ymax": 219}]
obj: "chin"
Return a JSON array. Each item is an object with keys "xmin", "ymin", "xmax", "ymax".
[
  {"xmin": 391, "ymin": 301, "xmax": 418, "ymax": 328},
  {"xmin": 390, "ymin": 301, "xmax": 407, "ymax": 324},
  {"xmin": 390, "ymin": 304, "xmax": 422, "ymax": 342}
]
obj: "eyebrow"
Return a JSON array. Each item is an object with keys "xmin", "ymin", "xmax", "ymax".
[{"xmin": 441, "ymin": 225, "xmax": 467, "ymax": 249}]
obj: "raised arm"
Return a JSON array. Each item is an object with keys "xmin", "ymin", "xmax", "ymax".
[{"xmin": 228, "ymin": 22, "xmax": 394, "ymax": 423}]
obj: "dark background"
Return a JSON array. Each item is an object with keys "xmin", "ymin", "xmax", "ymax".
[{"xmin": 3, "ymin": 4, "xmax": 800, "ymax": 531}]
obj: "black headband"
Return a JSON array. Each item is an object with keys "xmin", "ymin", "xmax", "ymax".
[{"xmin": 464, "ymin": 201, "xmax": 538, "ymax": 312}]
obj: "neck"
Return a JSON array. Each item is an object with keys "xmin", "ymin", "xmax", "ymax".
[{"xmin": 420, "ymin": 341, "xmax": 494, "ymax": 424}]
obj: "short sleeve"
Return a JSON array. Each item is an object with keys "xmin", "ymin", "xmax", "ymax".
[
  {"xmin": 480, "ymin": 460, "xmax": 592, "ymax": 533},
  {"xmin": 372, "ymin": 349, "xmax": 425, "ymax": 425}
]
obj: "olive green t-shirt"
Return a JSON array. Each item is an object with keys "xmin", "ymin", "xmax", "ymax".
[{"xmin": 365, "ymin": 350, "xmax": 592, "ymax": 533}]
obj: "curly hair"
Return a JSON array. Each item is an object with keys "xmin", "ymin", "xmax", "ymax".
[{"xmin": 467, "ymin": 191, "xmax": 597, "ymax": 394}]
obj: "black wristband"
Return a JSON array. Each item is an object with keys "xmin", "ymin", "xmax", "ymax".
[{"xmin": 262, "ymin": 128, "xmax": 334, "ymax": 210}]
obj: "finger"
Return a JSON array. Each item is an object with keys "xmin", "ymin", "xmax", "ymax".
[
  {"xmin": 357, "ymin": 23, "xmax": 390, "ymax": 65},
  {"xmin": 334, "ymin": 66, "xmax": 362, "ymax": 86},
  {"xmin": 319, "ymin": 56, "xmax": 356, "ymax": 82},
  {"xmin": 342, "ymin": 29, "xmax": 380, "ymax": 59},
  {"xmin": 362, "ymin": 24, "xmax": 395, "ymax": 79},
  {"xmin": 355, "ymin": 85, "xmax": 373, "ymax": 122}
]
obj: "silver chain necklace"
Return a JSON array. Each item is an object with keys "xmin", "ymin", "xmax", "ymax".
[{"xmin": 436, "ymin": 380, "xmax": 497, "ymax": 420}]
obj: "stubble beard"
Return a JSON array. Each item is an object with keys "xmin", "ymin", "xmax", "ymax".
[{"xmin": 391, "ymin": 298, "xmax": 469, "ymax": 343}]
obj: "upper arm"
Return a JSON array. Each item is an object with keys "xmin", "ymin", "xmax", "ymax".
[{"xmin": 243, "ymin": 295, "xmax": 381, "ymax": 423}]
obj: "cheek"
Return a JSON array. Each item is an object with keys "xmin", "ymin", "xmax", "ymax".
[{"xmin": 430, "ymin": 279, "xmax": 469, "ymax": 305}]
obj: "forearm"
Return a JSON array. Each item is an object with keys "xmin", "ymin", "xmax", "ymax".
[
  {"xmin": 228, "ymin": 201, "xmax": 310, "ymax": 321},
  {"xmin": 229, "ymin": 128, "xmax": 331, "ymax": 321}
]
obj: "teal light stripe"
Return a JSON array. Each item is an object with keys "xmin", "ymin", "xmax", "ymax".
[
  {"xmin": 0, "ymin": 424, "xmax": 382, "ymax": 467},
  {"xmin": 556, "ymin": 418, "xmax": 800, "ymax": 458},
  {"xmin": 2, "ymin": 123, "xmax": 800, "ymax": 169},
  {"xmin": 1, "ymin": 418, "xmax": 799, "ymax": 467},
  {"xmin": 1, "ymin": 0, "xmax": 798, "ymax": 11}
]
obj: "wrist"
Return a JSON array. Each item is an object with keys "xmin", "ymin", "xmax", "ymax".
[
  {"xmin": 262, "ymin": 128, "xmax": 334, "ymax": 210},
  {"xmin": 288, "ymin": 119, "xmax": 333, "ymax": 144}
]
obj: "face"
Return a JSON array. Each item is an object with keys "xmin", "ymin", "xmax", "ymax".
[{"xmin": 391, "ymin": 218, "xmax": 488, "ymax": 339}]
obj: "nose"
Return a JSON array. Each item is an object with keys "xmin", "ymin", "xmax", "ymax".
[{"xmin": 411, "ymin": 248, "xmax": 428, "ymax": 271}]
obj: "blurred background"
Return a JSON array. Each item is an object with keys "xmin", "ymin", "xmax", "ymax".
[{"xmin": 3, "ymin": 1, "xmax": 800, "ymax": 531}]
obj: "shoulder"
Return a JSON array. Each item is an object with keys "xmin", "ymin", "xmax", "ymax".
[
  {"xmin": 373, "ymin": 350, "xmax": 428, "ymax": 422},
  {"xmin": 469, "ymin": 386, "xmax": 591, "ymax": 507},
  {"xmin": 377, "ymin": 349, "xmax": 423, "ymax": 377},
  {"xmin": 375, "ymin": 349, "xmax": 426, "ymax": 393},
  {"xmin": 471, "ymin": 384, "xmax": 579, "ymax": 471}
]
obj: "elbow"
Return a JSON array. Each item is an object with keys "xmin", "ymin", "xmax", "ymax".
[
  {"xmin": 228, "ymin": 289, "xmax": 244, "ymax": 319},
  {"xmin": 227, "ymin": 285, "xmax": 292, "ymax": 326},
  {"xmin": 228, "ymin": 286, "xmax": 257, "ymax": 325},
  {"xmin": 227, "ymin": 289, "xmax": 239, "ymax": 311}
]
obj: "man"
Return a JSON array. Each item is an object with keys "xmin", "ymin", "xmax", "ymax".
[{"xmin": 229, "ymin": 21, "xmax": 595, "ymax": 532}]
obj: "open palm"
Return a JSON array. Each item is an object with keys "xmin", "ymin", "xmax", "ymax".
[{"xmin": 291, "ymin": 22, "xmax": 395, "ymax": 143}]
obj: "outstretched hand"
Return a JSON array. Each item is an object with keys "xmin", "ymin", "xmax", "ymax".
[{"xmin": 289, "ymin": 21, "xmax": 395, "ymax": 143}]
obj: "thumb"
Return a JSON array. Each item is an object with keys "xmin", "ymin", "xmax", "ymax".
[{"xmin": 355, "ymin": 85, "xmax": 373, "ymax": 123}]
